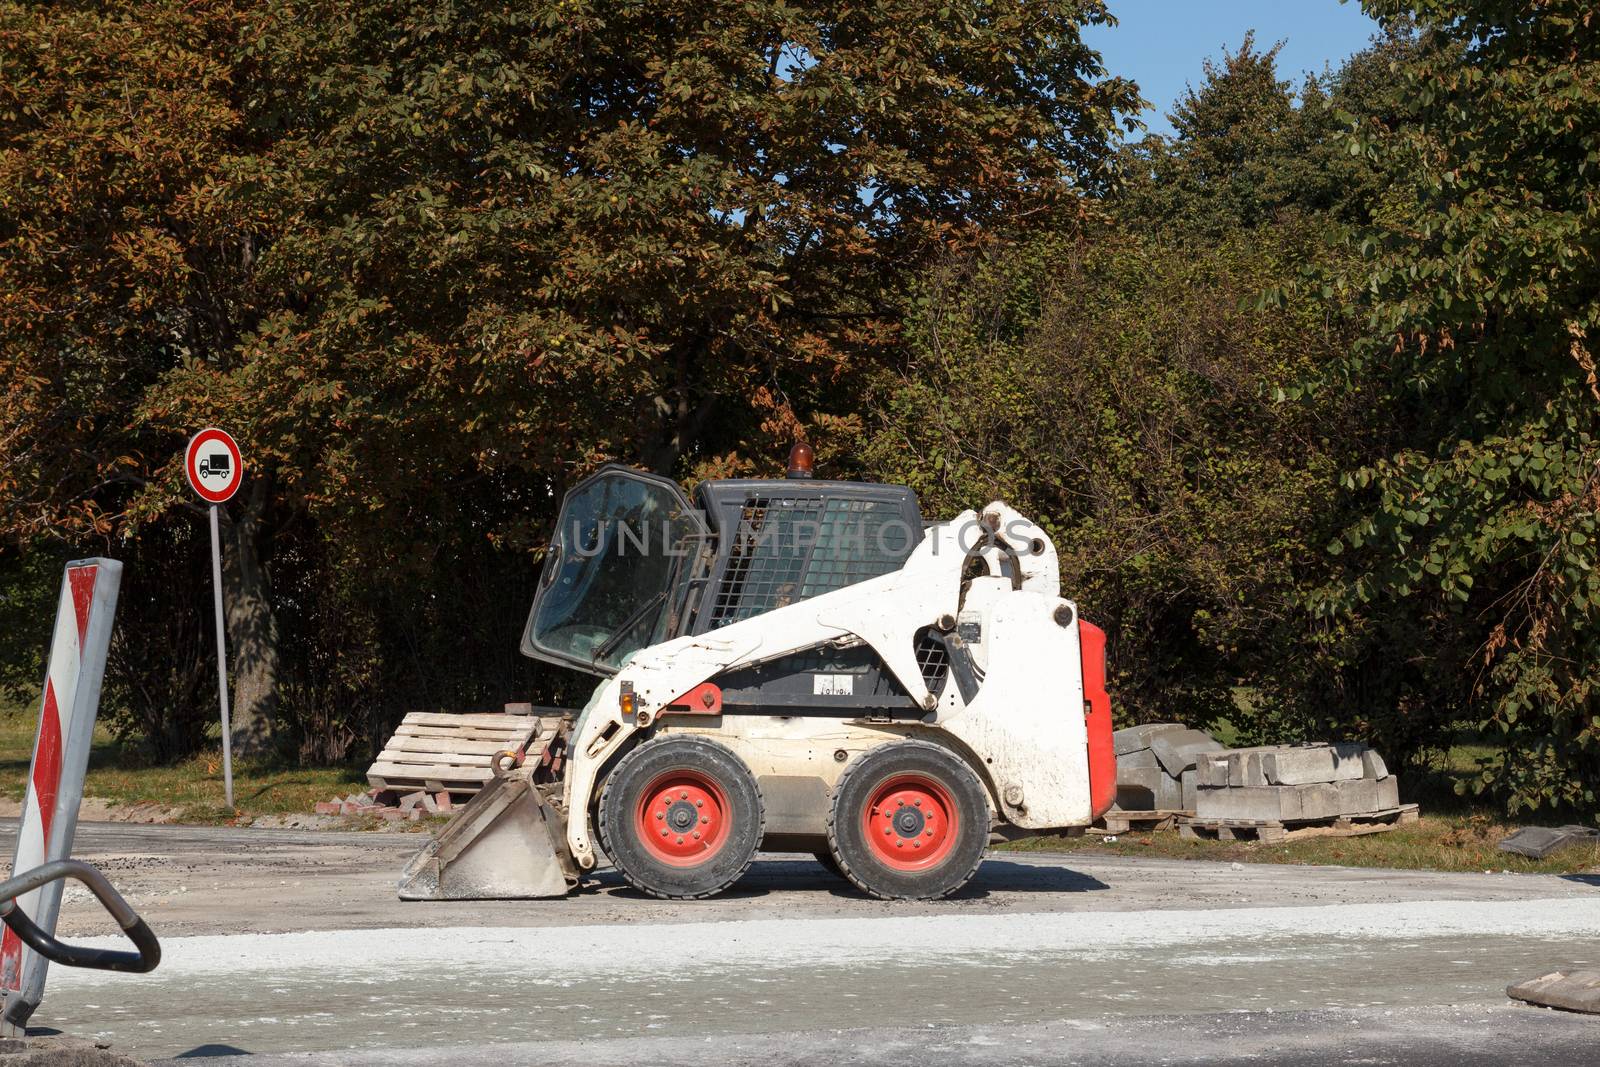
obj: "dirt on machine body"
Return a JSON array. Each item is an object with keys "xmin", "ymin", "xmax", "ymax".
[{"xmin": 400, "ymin": 452, "xmax": 1117, "ymax": 902}]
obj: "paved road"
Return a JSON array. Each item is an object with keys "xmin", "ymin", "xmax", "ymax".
[{"xmin": 6, "ymin": 821, "xmax": 1599, "ymax": 1064}]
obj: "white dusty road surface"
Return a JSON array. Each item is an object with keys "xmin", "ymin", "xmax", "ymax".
[{"xmin": 5, "ymin": 821, "xmax": 1600, "ymax": 1065}]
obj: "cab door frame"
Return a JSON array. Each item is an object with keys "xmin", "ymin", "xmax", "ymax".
[{"xmin": 520, "ymin": 464, "xmax": 707, "ymax": 676}]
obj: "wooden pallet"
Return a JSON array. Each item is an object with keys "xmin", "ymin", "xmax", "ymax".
[
  {"xmin": 1177, "ymin": 803, "xmax": 1420, "ymax": 844},
  {"xmin": 367, "ymin": 711, "xmax": 566, "ymax": 795},
  {"xmin": 1092, "ymin": 809, "xmax": 1191, "ymax": 835}
]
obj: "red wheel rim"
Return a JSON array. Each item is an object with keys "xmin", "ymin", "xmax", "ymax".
[
  {"xmin": 863, "ymin": 773, "xmax": 959, "ymax": 871},
  {"xmin": 636, "ymin": 769, "xmax": 730, "ymax": 867}
]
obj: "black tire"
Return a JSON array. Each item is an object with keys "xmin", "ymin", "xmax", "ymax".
[
  {"xmin": 827, "ymin": 740, "xmax": 988, "ymax": 900},
  {"xmin": 598, "ymin": 735, "xmax": 764, "ymax": 900},
  {"xmin": 814, "ymin": 850, "xmax": 846, "ymax": 879}
]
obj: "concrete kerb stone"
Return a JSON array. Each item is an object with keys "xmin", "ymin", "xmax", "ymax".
[
  {"xmin": 1260, "ymin": 744, "xmax": 1366, "ymax": 786},
  {"xmin": 1113, "ymin": 723, "xmax": 1186, "ymax": 756},
  {"xmin": 1507, "ymin": 970, "xmax": 1600, "ymax": 1013},
  {"xmin": 1127, "ymin": 736, "xmax": 1401, "ymax": 824},
  {"xmin": 1196, "ymin": 748, "xmax": 1289, "ymax": 789},
  {"xmin": 1195, "ymin": 783, "xmax": 1345, "ymax": 822},
  {"xmin": 1180, "ymin": 768, "xmax": 1198, "ymax": 812},
  {"xmin": 1234, "ymin": 751, "xmax": 1271, "ymax": 788},
  {"xmin": 1156, "ymin": 772, "xmax": 1184, "ymax": 812},
  {"xmin": 1194, "ymin": 775, "xmax": 1403, "ymax": 822},
  {"xmin": 1333, "ymin": 777, "xmax": 1381, "ymax": 814},
  {"xmin": 1115, "ymin": 767, "xmax": 1166, "ymax": 810},
  {"xmin": 1117, "ymin": 748, "xmax": 1161, "ymax": 770},
  {"xmin": 1149, "ymin": 729, "xmax": 1226, "ymax": 776},
  {"xmin": 1195, "ymin": 754, "xmax": 1231, "ymax": 789}
]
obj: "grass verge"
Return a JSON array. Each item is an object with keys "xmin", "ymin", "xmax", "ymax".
[
  {"xmin": 0, "ymin": 699, "xmax": 366, "ymax": 825},
  {"xmin": 1002, "ymin": 813, "xmax": 1599, "ymax": 876}
]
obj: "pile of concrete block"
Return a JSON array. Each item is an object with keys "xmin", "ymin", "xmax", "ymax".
[
  {"xmin": 1112, "ymin": 723, "xmax": 1226, "ymax": 813},
  {"xmin": 1111, "ymin": 725, "xmax": 1405, "ymax": 830},
  {"xmin": 1192, "ymin": 742, "xmax": 1399, "ymax": 823}
]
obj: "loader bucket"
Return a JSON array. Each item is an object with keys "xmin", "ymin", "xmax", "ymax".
[{"xmin": 397, "ymin": 767, "xmax": 576, "ymax": 900}]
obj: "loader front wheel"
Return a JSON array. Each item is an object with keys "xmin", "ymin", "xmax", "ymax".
[
  {"xmin": 828, "ymin": 741, "xmax": 988, "ymax": 900},
  {"xmin": 598, "ymin": 736, "xmax": 764, "ymax": 900}
]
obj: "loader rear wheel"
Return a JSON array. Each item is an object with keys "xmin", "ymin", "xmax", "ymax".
[
  {"xmin": 598, "ymin": 735, "xmax": 763, "ymax": 900},
  {"xmin": 827, "ymin": 741, "xmax": 988, "ymax": 900}
]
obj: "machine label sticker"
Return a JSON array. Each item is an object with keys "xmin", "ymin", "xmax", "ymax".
[{"xmin": 813, "ymin": 674, "xmax": 854, "ymax": 696}]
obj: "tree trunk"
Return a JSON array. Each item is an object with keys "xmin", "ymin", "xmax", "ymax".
[
  {"xmin": 224, "ymin": 475, "xmax": 280, "ymax": 758},
  {"xmin": 643, "ymin": 350, "xmax": 716, "ymax": 474}
]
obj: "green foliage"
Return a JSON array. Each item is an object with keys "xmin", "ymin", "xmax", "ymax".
[
  {"xmin": 1115, "ymin": 30, "xmax": 1415, "ymax": 240},
  {"xmin": 0, "ymin": 0, "xmax": 1136, "ymax": 759},
  {"xmin": 1313, "ymin": 0, "xmax": 1600, "ymax": 813},
  {"xmin": 1117, "ymin": 33, "xmax": 1303, "ymax": 237},
  {"xmin": 0, "ymin": 548, "xmax": 64, "ymax": 705},
  {"xmin": 861, "ymin": 218, "xmax": 1364, "ymax": 731},
  {"xmin": 230, "ymin": 0, "xmax": 1135, "ymax": 476},
  {"xmin": 859, "ymin": 37, "xmax": 1404, "ymax": 749}
]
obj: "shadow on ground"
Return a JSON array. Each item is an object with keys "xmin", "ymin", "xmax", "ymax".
[{"xmin": 591, "ymin": 855, "xmax": 1109, "ymax": 901}]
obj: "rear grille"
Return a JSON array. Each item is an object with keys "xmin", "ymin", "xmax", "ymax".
[{"xmin": 915, "ymin": 630, "xmax": 950, "ymax": 692}]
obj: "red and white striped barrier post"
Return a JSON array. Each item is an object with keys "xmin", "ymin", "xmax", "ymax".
[{"xmin": 1, "ymin": 559, "xmax": 122, "ymax": 1035}]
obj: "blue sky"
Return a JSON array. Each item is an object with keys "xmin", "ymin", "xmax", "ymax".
[{"xmin": 1084, "ymin": 1, "xmax": 1383, "ymax": 138}]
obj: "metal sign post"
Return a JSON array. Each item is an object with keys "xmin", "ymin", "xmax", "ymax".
[
  {"xmin": 207, "ymin": 503, "xmax": 235, "ymax": 809},
  {"xmin": 185, "ymin": 428, "xmax": 245, "ymax": 809}
]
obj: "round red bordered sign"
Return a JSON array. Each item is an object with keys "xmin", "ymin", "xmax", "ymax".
[{"xmin": 185, "ymin": 428, "xmax": 244, "ymax": 504}]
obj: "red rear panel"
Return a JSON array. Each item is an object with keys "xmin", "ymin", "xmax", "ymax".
[{"xmin": 1079, "ymin": 620, "xmax": 1116, "ymax": 821}]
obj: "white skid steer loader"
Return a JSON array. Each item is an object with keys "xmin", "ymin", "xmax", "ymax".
[{"xmin": 399, "ymin": 447, "xmax": 1116, "ymax": 901}]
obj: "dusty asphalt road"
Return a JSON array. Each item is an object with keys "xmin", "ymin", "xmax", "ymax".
[{"xmin": 5, "ymin": 820, "xmax": 1600, "ymax": 1064}]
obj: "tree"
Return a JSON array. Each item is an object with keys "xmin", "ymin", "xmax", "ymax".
[
  {"xmin": 1317, "ymin": 0, "xmax": 1600, "ymax": 812},
  {"xmin": 0, "ymin": 1, "xmax": 280, "ymax": 754},
  {"xmin": 1116, "ymin": 29, "xmax": 1418, "ymax": 241},
  {"xmin": 1116, "ymin": 34, "xmax": 1307, "ymax": 240},
  {"xmin": 861, "ymin": 217, "xmax": 1367, "ymax": 731},
  {"xmin": 0, "ymin": 0, "xmax": 1138, "ymax": 758},
  {"xmin": 227, "ymin": 0, "xmax": 1138, "ymax": 474}
]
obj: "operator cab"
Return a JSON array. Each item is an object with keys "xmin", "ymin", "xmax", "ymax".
[
  {"xmin": 522, "ymin": 455, "xmax": 941, "ymax": 714},
  {"xmin": 521, "ymin": 466, "xmax": 707, "ymax": 673}
]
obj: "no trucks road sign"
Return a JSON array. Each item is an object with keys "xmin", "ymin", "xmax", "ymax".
[
  {"xmin": 185, "ymin": 428, "xmax": 243, "ymax": 504},
  {"xmin": 185, "ymin": 427, "xmax": 244, "ymax": 807}
]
